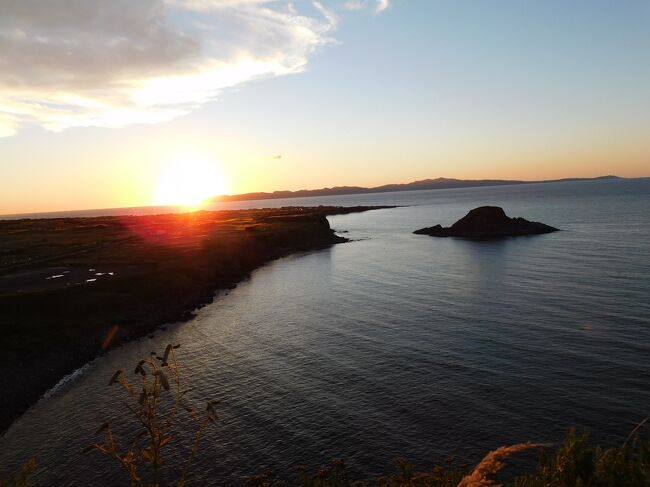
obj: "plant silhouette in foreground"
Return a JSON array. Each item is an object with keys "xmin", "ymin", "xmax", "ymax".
[
  {"xmin": 75, "ymin": 345, "xmax": 648, "ymax": 486},
  {"xmin": 85, "ymin": 344, "xmax": 218, "ymax": 487},
  {"xmin": 0, "ymin": 459, "xmax": 36, "ymax": 487},
  {"xmin": 246, "ymin": 427, "xmax": 650, "ymax": 487},
  {"xmin": 513, "ymin": 425, "xmax": 650, "ymax": 487}
]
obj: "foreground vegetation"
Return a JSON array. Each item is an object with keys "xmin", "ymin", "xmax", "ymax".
[
  {"xmin": 278, "ymin": 425, "xmax": 650, "ymax": 487},
  {"xmin": 2, "ymin": 344, "xmax": 648, "ymax": 486}
]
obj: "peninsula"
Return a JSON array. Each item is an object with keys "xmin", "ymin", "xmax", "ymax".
[{"xmin": 0, "ymin": 205, "xmax": 392, "ymax": 433}]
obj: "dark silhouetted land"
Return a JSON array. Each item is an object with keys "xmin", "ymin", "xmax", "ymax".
[
  {"xmin": 414, "ymin": 206, "xmax": 558, "ymax": 238},
  {"xmin": 211, "ymin": 175, "xmax": 620, "ymax": 202},
  {"xmin": 0, "ymin": 205, "xmax": 392, "ymax": 432}
]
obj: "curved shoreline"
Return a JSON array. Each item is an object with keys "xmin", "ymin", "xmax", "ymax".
[{"xmin": 0, "ymin": 206, "xmax": 393, "ymax": 434}]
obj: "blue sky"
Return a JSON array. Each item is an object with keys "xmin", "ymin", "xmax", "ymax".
[{"xmin": 1, "ymin": 0, "xmax": 649, "ymax": 213}]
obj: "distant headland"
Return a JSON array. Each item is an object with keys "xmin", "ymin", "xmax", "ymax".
[{"xmin": 211, "ymin": 175, "xmax": 621, "ymax": 203}]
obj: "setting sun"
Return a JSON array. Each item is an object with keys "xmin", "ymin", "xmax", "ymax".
[{"xmin": 154, "ymin": 157, "xmax": 228, "ymax": 207}]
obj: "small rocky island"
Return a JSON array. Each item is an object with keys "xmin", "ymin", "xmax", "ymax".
[{"xmin": 414, "ymin": 206, "xmax": 558, "ymax": 239}]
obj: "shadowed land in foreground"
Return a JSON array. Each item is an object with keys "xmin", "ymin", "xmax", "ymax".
[{"xmin": 0, "ymin": 206, "xmax": 393, "ymax": 433}]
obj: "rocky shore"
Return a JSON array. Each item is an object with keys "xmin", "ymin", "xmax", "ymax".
[{"xmin": 0, "ymin": 206, "xmax": 392, "ymax": 433}]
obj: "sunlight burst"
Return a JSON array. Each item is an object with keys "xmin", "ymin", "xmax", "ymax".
[{"xmin": 155, "ymin": 157, "xmax": 227, "ymax": 207}]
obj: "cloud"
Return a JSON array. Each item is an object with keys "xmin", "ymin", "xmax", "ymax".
[
  {"xmin": 0, "ymin": 0, "xmax": 389, "ymax": 136},
  {"xmin": 343, "ymin": 0, "xmax": 390, "ymax": 13},
  {"xmin": 0, "ymin": 112, "xmax": 18, "ymax": 137},
  {"xmin": 375, "ymin": 0, "xmax": 391, "ymax": 13}
]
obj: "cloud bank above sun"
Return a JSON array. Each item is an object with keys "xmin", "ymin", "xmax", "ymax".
[{"xmin": 0, "ymin": 0, "xmax": 390, "ymax": 137}]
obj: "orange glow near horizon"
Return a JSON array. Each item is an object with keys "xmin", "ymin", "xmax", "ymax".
[{"xmin": 154, "ymin": 156, "xmax": 228, "ymax": 208}]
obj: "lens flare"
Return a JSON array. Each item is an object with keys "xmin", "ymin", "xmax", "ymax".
[{"xmin": 155, "ymin": 157, "xmax": 227, "ymax": 207}]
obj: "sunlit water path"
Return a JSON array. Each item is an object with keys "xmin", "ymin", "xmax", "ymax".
[{"xmin": 1, "ymin": 178, "xmax": 650, "ymax": 485}]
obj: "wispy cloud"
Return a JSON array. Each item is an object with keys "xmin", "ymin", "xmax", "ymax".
[
  {"xmin": 343, "ymin": 0, "xmax": 391, "ymax": 14},
  {"xmin": 375, "ymin": 0, "xmax": 391, "ymax": 13},
  {"xmin": 0, "ymin": 0, "xmax": 389, "ymax": 136}
]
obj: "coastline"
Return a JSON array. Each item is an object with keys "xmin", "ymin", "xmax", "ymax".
[{"xmin": 0, "ymin": 205, "xmax": 393, "ymax": 434}]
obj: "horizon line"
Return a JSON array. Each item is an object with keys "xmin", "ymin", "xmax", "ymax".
[{"xmin": 1, "ymin": 174, "xmax": 645, "ymax": 220}]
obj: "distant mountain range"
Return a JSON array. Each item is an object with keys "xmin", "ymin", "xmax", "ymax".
[{"xmin": 211, "ymin": 175, "xmax": 621, "ymax": 203}]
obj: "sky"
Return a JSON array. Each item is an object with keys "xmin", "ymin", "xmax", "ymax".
[{"xmin": 1, "ymin": 0, "xmax": 649, "ymax": 214}]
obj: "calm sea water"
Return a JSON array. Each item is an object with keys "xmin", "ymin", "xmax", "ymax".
[{"xmin": 1, "ymin": 178, "xmax": 650, "ymax": 485}]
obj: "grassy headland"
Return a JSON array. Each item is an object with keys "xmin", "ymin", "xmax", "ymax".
[{"xmin": 0, "ymin": 205, "xmax": 392, "ymax": 433}]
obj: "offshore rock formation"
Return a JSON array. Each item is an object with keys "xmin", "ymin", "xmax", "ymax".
[{"xmin": 414, "ymin": 206, "xmax": 558, "ymax": 239}]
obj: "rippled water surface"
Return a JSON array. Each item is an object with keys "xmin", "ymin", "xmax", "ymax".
[{"xmin": 1, "ymin": 178, "xmax": 650, "ymax": 485}]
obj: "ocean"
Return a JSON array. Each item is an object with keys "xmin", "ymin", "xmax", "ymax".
[{"xmin": 1, "ymin": 177, "xmax": 649, "ymax": 485}]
